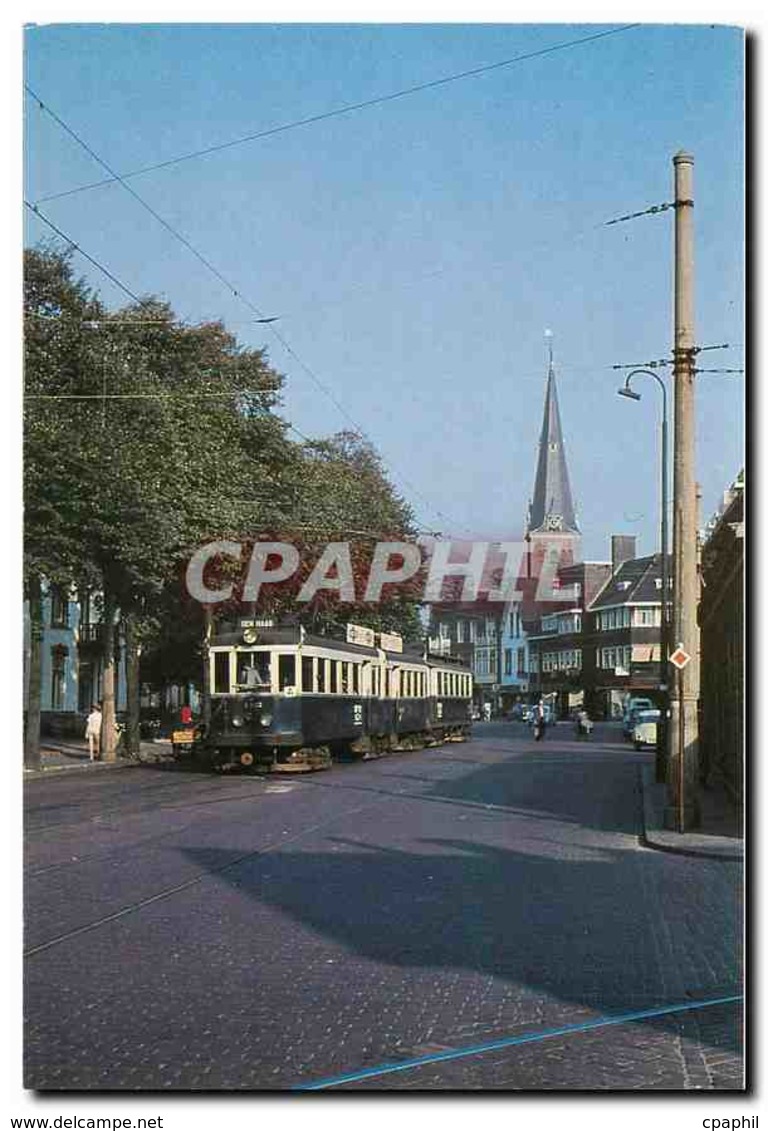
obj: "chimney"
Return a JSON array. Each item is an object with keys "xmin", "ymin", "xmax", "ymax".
[{"xmin": 611, "ymin": 535, "xmax": 636, "ymax": 575}]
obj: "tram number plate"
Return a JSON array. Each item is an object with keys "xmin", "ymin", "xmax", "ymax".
[
  {"xmin": 172, "ymin": 729, "xmax": 196, "ymax": 744},
  {"xmin": 353, "ymin": 703, "xmax": 363, "ymax": 726}
]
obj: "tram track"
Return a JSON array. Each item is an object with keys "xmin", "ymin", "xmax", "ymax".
[
  {"xmin": 23, "ymin": 767, "xmax": 286, "ymax": 834},
  {"xmin": 25, "ymin": 743, "xmax": 644, "ymax": 880},
  {"xmin": 24, "ymin": 783, "xmax": 409, "ymax": 958}
]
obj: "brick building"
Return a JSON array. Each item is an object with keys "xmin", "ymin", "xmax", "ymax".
[{"xmin": 699, "ymin": 471, "xmax": 744, "ymax": 802}]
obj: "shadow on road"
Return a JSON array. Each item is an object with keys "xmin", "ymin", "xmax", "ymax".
[{"xmin": 179, "ymin": 828, "xmax": 742, "ymax": 1055}]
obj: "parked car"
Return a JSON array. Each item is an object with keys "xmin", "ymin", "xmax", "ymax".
[
  {"xmin": 632, "ymin": 708, "xmax": 661, "ymax": 750},
  {"xmin": 622, "ymin": 698, "xmax": 655, "ymax": 739}
]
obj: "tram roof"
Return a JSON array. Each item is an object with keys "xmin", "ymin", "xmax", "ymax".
[{"xmin": 211, "ymin": 625, "xmax": 469, "ymax": 670}]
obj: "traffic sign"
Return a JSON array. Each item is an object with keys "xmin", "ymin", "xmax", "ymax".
[{"xmin": 669, "ymin": 645, "xmax": 692, "ymax": 670}]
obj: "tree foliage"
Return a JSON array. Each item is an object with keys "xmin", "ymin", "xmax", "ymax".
[{"xmin": 24, "ymin": 245, "xmax": 427, "ymax": 754}]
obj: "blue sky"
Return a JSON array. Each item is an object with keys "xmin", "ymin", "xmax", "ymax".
[{"xmin": 23, "ymin": 21, "xmax": 744, "ymax": 559}]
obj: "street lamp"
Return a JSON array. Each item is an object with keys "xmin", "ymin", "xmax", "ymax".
[{"xmin": 617, "ymin": 368, "xmax": 670, "ymax": 783}]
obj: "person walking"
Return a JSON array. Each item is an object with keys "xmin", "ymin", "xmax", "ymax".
[
  {"xmin": 533, "ymin": 700, "xmax": 547, "ymax": 742},
  {"xmin": 85, "ymin": 703, "xmax": 102, "ymax": 762}
]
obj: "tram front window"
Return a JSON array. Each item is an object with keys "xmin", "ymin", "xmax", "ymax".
[{"xmin": 236, "ymin": 652, "xmax": 271, "ymax": 690}]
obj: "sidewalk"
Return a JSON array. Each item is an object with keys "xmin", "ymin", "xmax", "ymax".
[
  {"xmin": 640, "ymin": 764, "xmax": 743, "ymax": 861},
  {"xmin": 24, "ymin": 737, "xmax": 176, "ymax": 776}
]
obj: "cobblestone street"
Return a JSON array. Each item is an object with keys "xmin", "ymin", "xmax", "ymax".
[{"xmin": 24, "ymin": 722, "xmax": 743, "ymax": 1091}]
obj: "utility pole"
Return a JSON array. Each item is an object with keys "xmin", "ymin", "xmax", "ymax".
[{"xmin": 666, "ymin": 151, "xmax": 701, "ymax": 830}]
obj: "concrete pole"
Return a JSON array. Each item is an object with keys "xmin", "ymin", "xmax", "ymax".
[{"xmin": 666, "ymin": 150, "xmax": 701, "ymax": 830}]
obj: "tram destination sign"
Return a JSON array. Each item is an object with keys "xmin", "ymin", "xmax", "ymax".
[
  {"xmin": 346, "ymin": 623, "xmax": 376, "ymax": 648},
  {"xmin": 379, "ymin": 631, "xmax": 403, "ymax": 653}
]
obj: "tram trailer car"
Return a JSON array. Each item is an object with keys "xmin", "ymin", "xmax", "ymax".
[{"xmin": 195, "ymin": 626, "xmax": 473, "ymax": 772}]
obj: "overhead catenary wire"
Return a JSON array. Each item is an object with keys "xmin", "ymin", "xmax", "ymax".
[
  {"xmin": 29, "ymin": 25, "xmax": 642, "ymax": 206},
  {"xmin": 26, "ymin": 84, "xmax": 278, "ymax": 322},
  {"xmin": 26, "ymin": 101, "xmax": 469, "ymax": 537},
  {"xmin": 24, "ymin": 200, "xmax": 152, "ymax": 311}
]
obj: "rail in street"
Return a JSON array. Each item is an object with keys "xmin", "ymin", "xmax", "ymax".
[{"xmin": 24, "ymin": 721, "xmax": 743, "ymax": 1091}]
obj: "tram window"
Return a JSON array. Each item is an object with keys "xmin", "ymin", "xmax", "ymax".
[
  {"xmin": 236, "ymin": 651, "xmax": 271, "ymax": 690},
  {"xmin": 213, "ymin": 652, "xmax": 230, "ymax": 694},
  {"xmin": 278, "ymin": 654, "xmax": 296, "ymax": 691},
  {"xmin": 317, "ymin": 659, "xmax": 326, "ymax": 693},
  {"xmin": 330, "ymin": 662, "xmax": 338, "ymax": 694},
  {"xmin": 352, "ymin": 664, "xmax": 360, "ymax": 695},
  {"xmin": 340, "ymin": 664, "xmax": 349, "ymax": 694},
  {"xmin": 302, "ymin": 656, "xmax": 314, "ymax": 694}
]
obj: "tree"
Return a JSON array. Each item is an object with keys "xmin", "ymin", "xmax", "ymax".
[
  {"xmin": 24, "ymin": 246, "xmax": 296, "ymax": 759},
  {"xmin": 24, "ymin": 246, "xmax": 103, "ymax": 766},
  {"xmin": 201, "ymin": 430, "xmax": 426, "ymax": 644},
  {"xmin": 25, "ymin": 247, "xmax": 426, "ymax": 767}
]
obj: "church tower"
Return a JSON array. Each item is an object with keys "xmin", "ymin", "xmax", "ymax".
[{"xmin": 525, "ymin": 339, "xmax": 581, "ymax": 579}]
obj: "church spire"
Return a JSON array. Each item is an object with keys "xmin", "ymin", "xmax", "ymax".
[{"xmin": 527, "ymin": 336, "xmax": 579, "ymax": 536}]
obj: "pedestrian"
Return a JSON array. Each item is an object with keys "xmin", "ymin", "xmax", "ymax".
[
  {"xmin": 180, "ymin": 704, "xmax": 193, "ymax": 726},
  {"xmin": 575, "ymin": 708, "xmax": 592, "ymax": 738},
  {"xmin": 482, "ymin": 702, "xmax": 492, "ymax": 722},
  {"xmin": 85, "ymin": 703, "xmax": 102, "ymax": 762},
  {"xmin": 533, "ymin": 700, "xmax": 547, "ymax": 742}
]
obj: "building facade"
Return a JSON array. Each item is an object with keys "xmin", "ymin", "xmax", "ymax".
[
  {"xmin": 23, "ymin": 583, "xmax": 128, "ymax": 736},
  {"xmin": 699, "ymin": 471, "xmax": 744, "ymax": 802},
  {"xmin": 526, "ymin": 537, "xmax": 670, "ymax": 719}
]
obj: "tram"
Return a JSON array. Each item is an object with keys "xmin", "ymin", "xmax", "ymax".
[{"xmin": 190, "ymin": 623, "xmax": 473, "ymax": 772}]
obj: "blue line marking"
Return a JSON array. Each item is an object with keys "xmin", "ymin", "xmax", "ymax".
[{"xmin": 293, "ymin": 994, "xmax": 743, "ymax": 1090}]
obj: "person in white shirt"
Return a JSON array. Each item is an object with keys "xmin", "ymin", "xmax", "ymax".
[{"xmin": 85, "ymin": 704, "xmax": 102, "ymax": 762}]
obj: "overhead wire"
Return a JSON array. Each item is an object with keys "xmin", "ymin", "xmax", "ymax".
[
  {"xmin": 24, "ymin": 200, "xmax": 151, "ymax": 311},
  {"xmin": 27, "ymin": 23, "xmax": 678, "ymax": 538},
  {"xmin": 30, "ymin": 24, "xmax": 642, "ymax": 206},
  {"xmin": 25, "ymin": 97, "xmax": 469, "ymax": 536}
]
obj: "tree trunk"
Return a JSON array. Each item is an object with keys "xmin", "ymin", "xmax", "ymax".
[
  {"xmin": 24, "ymin": 574, "xmax": 43, "ymax": 770},
  {"xmin": 201, "ymin": 605, "xmax": 212, "ymax": 729},
  {"xmin": 201, "ymin": 606, "xmax": 213, "ymax": 728},
  {"xmin": 101, "ymin": 587, "xmax": 118, "ymax": 761},
  {"xmin": 124, "ymin": 611, "xmax": 141, "ymax": 758}
]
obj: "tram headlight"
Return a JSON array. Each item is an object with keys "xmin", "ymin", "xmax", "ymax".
[
  {"xmin": 259, "ymin": 713, "xmax": 273, "ymax": 727},
  {"xmin": 230, "ymin": 714, "xmax": 245, "ymax": 729}
]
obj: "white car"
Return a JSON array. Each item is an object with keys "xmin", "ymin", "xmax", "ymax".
[{"xmin": 632, "ymin": 709, "xmax": 661, "ymax": 750}]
